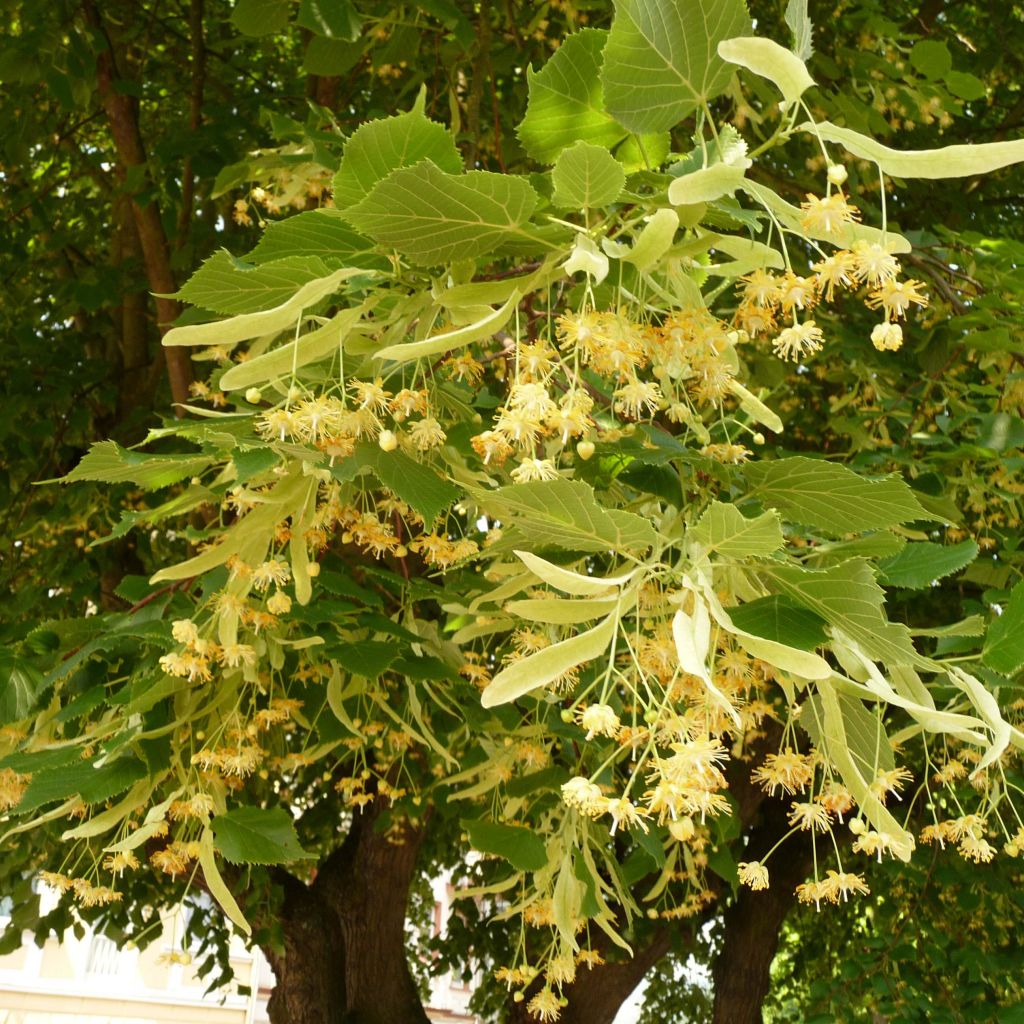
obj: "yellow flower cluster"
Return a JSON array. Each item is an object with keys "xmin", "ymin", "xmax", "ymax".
[{"xmin": 736, "ymin": 221, "xmax": 929, "ymax": 359}]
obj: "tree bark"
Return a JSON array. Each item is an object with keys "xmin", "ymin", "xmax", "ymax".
[
  {"xmin": 81, "ymin": 0, "xmax": 193, "ymax": 410},
  {"xmin": 710, "ymin": 799, "xmax": 814, "ymax": 1024},
  {"xmin": 264, "ymin": 804, "xmax": 431, "ymax": 1024},
  {"xmin": 519, "ymin": 929, "xmax": 673, "ymax": 1024}
]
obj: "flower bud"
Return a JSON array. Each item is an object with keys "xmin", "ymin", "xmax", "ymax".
[
  {"xmin": 827, "ymin": 163, "xmax": 848, "ymax": 186},
  {"xmin": 378, "ymin": 429, "xmax": 399, "ymax": 452},
  {"xmin": 245, "ymin": 388, "xmax": 263, "ymax": 404},
  {"xmin": 577, "ymin": 440, "xmax": 595, "ymax": 461}
]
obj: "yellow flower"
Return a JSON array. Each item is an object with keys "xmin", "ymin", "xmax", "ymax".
[
  {"xmin": 799, "ymin": 192, "xmax": 860, "ymax": 236},
  {"xmin": 613, "ymin": 379, "xmax": 663, "ymax": 419},
  {"xmin": 739, "ymin": 269, "xmax": 783, "ymax": 308},
  {"xmin": 561, "ymin": 777, "xmax": 604, "ymax": 815},
  {"xmin": 772, "ymin": 320, "xmax": 825, "ymax": 361},
  {"xmin": 812, "ymin": 250, "xmax": 857, "ymax": 301},
  {"xmin": 752, "ymin": 749, "xmax": 815, "ymax": 796},
  {"xmin": 527, "ymin": 987, "xmax": 562, "ymax": 1022},
  {"xmin": 851, "ymin": 241, "xmax": 901, "ymax": 286},
  {"xmin": 511, "ymin": 458, "xmax": 559, "ymax": 483},
  {"xmin": 958, "ymin": 832, "xmax": 996, "ymax": 863},
  {"xmin": 870, "ymin": 322, "xmax": 904, "ymax": 351},
  {"xmin": 578, "ymin": 703, "xmax": 621, "ymax": 740},
  {"xmin": 0, "ymin": 768, "xmax": 29, "ymax": 811},
  {"xmin": 788, "ymin": 801, "xmax": 833, "ymax": 832},
  {"xmin": 823, "ymin": 869, "xmax": 869, "ymax": 901},
  {"xmin": 407, "ymin": 417, "xmax": 447, "ymax": 451},
  {"xmin": 251, "ymin": 559, "xmax": 291, "ymax": 592},
  {"xmin": 867, "ymin": 278, "xmax": 928, "ymax": 320},
  {"xmin": 777, "ymin": 272, "xmax": 817, "ymax": 315},
  {"xmin": 603, "ymin": 796, "xmax": 649, "ymax": 835},
  {"xmin": 738, "ymin": 860, "xmax": 770, "ymax": 890}
]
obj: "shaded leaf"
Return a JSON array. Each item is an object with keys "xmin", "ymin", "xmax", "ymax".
[
  {"xmin": 728, "ymin": 596, "xmax": 827, "ymax": 651},
  {"xmin": 212, "ymin": 806, "xmax": 316, "ymax": 865},
  {"xmin": 879, "ymin": 540, "xmax": 978, "ymax": 589},
  {"xmin": 983, "ymin": 582, "xmax": 1024, "ymax": 676},
  {"xmin": 463, "ymin": 819, "xmax": 548, "ymax": 871}
]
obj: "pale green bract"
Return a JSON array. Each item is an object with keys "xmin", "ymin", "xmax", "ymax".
[
  {"xmin": 718, "ymin": 37, "xmax": 815, "ymax": 105},
  {"xmin": 805, "ymin": 120, "xmax": 1024, "ymax": 179}
]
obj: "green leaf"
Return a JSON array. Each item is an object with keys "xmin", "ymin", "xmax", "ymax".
[
  {"xmin": 463, "ymin": 819, "xmax": 548, "ymax": 871},
  {"xmin": 551, "ymin": 141, "xmax": 626, "ymax": 209},
  {"xmin": 61, "ymin": 441, "xmax": 211, "ymax": 490},
  {"xmin": 345, "ymin": 161, "xmax": 539, "ymax": 266},
  {"xmin": 690, "ymin": 501, "xmax": 783, "ymax": 558},
  {"xmin": 727, "ymin": 380, "xmax": 784, "ymax": 434},
  {"xmin": 211, "ymin": 806, "xmax": 316, "ymax": 865},
  {"xmin": 760, "ymin": 559, "xmax": 926, "ymax": 668},
  {"xmin": 17, "ymin": 757, "xmax": 148, "ymax": 814},
  {"xmin": 784, "ymin": 0, "xmax": 813, "ymax": 61},
  {"xmin": 911, "ymin": 615, "xmax": 985, "ymax": 639},
  {"xmin": 0, "ymin": 653, "xmax": 45, "ymax": 725},
  {"xmin": 517, "ymin": 29, "xmax": 628, "ymax": 164},
  {"xmin": 744, "ymin": 456, "xmax": 932, "ymax": 534},
  {"xmin": 727, "ymin": 596, "xmax": 827, "ymax": 651},
  {"xmin": 248, "ymin": 210, "xmax": 384, "ymax": 269},
  {"xmin": 804, "ymin": 120, "xmax": 1024, "ymax": 179},
  {"xmin": 347, "ymin": 442, "xmax": 459, "ymax": 527},
  {"xmin": 601, "ymin": 0, "xmax": 752, "ymax": 133},
  {"xmin": 176, "ymin": 251, "xmax": 336, "ymax": 315},
  {"xmin": 331, "ymin": 639, "xmax": 399, "ymax": 678},
  {"xmin": 909, "ymin": 39, "xmax": 952, "ymax": 80},
  {"xmin": 333, "ymin": 104, "xmax": 463, "ymax": 210},
  {"xmin": 718, "ymin": 37, "xmax": 814, "ymax": 104},
  {"xmin": 703, "ymin": 585, "xmax": 832, "ymax": 679},
  {"xmin": 231, "ymin": 0, "xmax": 289, "ymax": 37},
  {"xmin": 302, "ymin": 36, "xmax": 364, "ymax": 76},
  {"xmin": 478, "ymin": 479, "xmax": 658, "ymax": 554},
  {"xmin": 879, "ymin": 540, "xmax": 979, "ymax": 589},
  {"xmin": 983, "ymin": 582, "xmax": 1024, "ymax": 676},
  {"xmin": 944, "ymin": 70, "xmax": 987, "ymax": 101},
  {"xmin": 297, "ymin": 0, "xmax": 360, "ymax": 39}
]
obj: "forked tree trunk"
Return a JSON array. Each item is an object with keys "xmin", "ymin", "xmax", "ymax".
[
  {"xmin": 263, "ymin": 804, "xmax": 431, "ymax": 1024},
  {"xmin": 710, "ymin": 800, "xmax": 814, "ymax": 1024}
]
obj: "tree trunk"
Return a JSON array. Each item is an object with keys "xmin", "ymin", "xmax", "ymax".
[
  {"xmin": 264, "ymin": 805, "xmax": 431, "ymax": 1024},
  {"xmin": 506, "ymin": 929, "xmax": 673, "ymax": 1024},
  {"xmin": 710, "ymin": 800, "xmax": 814, "ymax": 1024},
  {"xmin": 81, "ymin": 0, "xmax": 193, "ymax": 409}
]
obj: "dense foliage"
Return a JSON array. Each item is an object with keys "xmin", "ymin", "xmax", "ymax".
[{"xmin": 2, "ymin": 2, "xmax": 1024, "ymax": 1023}]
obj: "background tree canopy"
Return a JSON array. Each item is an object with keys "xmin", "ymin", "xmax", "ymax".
[{"xmin": 2, "ymin": 2, "xmax": 1024, "ymax": 1023}]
